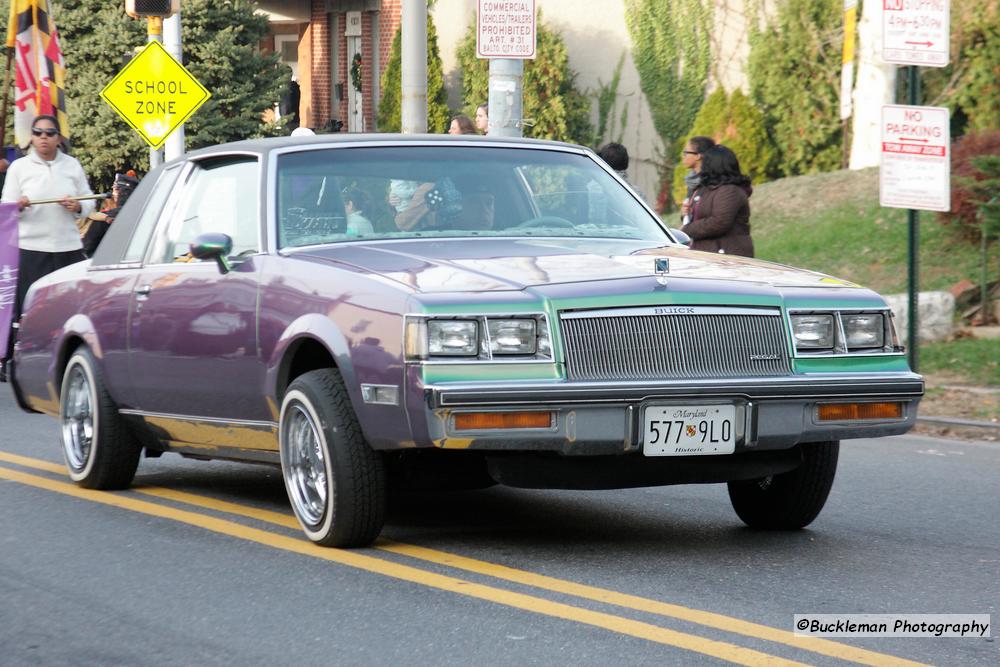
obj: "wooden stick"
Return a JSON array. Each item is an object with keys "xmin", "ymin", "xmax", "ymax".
[{"xmin": 27, "ymin": 192, "xmax": 110, "ymax": 206}]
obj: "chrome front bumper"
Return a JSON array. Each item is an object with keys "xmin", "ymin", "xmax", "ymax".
[{"xmin": 418, "ymin": 373, "xmax": 924, "ymax": 454}]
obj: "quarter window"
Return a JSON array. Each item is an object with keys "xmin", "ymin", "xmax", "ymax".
[{"xmin": 147, "ymin": 158, "xmax": 260, "ymax": 264}]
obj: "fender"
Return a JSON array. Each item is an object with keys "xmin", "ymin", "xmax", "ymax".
[
  {"xmin": 48, "ymin": 313, "xmax": 104, "ymax": 404},
  {"xmin": 266, "ymin": 313, "xmax": 360, "ymax": 418}
]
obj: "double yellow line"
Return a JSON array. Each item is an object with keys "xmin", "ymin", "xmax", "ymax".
[{"xmin": 0, "ymin": 451, "xmax": 927, "ymax": 667}]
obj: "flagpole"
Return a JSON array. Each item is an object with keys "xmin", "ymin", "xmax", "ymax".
[{"xmin": 0, "ymin": 46, "xmax": 12, "ymax": 150}]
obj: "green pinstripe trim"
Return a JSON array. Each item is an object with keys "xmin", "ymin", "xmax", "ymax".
[{"xmin": 793, "ymin": 356, "xmax": 912, "ymax": 374}]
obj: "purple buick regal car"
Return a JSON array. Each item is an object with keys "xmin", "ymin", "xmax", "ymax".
[{"xmin": 9, "ymin": 135, "xmax": 923, "ymax": 547}]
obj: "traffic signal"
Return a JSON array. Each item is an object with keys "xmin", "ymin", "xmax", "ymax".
[{"xmin": 125, "ymin": 0, "xmax": 179, "ymax": 19}]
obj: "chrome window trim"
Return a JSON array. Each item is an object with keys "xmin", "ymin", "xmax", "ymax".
[
  {"xmin": 143, "ymin": 153, "xmax": 264, "ymax": 267},
  {"xmin": 403, "ymin": 311, "xmax": 555, "ymax": 364},
  {"xmin": 786, "ymin": 307, "xmax": 903, "ymax": 358}
]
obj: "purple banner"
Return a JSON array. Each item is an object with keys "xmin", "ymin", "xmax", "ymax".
[{"xmin": 0, "ymin": 202, "xmax": 19, "ymax": 358}]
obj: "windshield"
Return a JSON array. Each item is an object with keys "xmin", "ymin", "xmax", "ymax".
[{"xmin": 275, "ymin": 146, "xmax": 672, "ymax": 248}]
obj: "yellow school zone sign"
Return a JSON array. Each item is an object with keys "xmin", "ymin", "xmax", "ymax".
[{"xmin": 100, "ymin": 41, "xmax": 210, "ymax": 150}]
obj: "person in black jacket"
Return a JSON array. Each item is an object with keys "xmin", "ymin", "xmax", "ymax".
[{"xmin": 81, "ymin": 172, "xmax": 139, "ymax": 257}]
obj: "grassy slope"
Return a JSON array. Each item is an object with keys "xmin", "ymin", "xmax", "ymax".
[
  {"xmin": 752, "ymin": 168, "xmax": 1000, "ymax": 294},
  {"xmin": 750, "ymin": 168, "xmax": 999, "ymax": 386}
]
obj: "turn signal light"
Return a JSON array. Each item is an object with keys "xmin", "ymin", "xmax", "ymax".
[
  {"xmin": 817, "ymin": 402, "xmax": 903, "ymax": 421},
  {"xmin": 454, "ymin": 411, "xmax": 553, "ymax": 430}
]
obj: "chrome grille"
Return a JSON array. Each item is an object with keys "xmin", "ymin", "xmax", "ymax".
[{"xmin": 560, "ymin": 307, "xmax": 792, "ymax": 381}]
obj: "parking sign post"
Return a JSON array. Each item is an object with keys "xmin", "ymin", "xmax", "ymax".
[{"xmin": 879, "ymin": 0, "xmax": 951, "ymax": 372}]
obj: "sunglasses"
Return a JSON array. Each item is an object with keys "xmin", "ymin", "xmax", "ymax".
[
  {"xmin": 32, "ymin": 128, "xmax": 59, "ymax": 137},
  {"xmin": 682, "ymin": 150, "xmax": 699, "ymax": 156}
]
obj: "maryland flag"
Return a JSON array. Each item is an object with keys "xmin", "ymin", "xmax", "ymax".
[{"xmin": 6, "ymin": 0, "xmax": 68, "ymax": 148}]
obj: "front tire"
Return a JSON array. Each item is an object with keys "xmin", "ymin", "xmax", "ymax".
[
  {"xmin": 59, "ymin": 347, "xmax": 141, "ymax": 489},
  {"xmin": 279, "ymin": 369, "xmax": 386, "ymax": 547},
  {"xmin": 728, "ymin": 441, "xmax": 839, "ymax": 529}
]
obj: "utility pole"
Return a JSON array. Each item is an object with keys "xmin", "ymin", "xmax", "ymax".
[
  {"xmin": 400, "ymin": 0, "xmax": 427, "ymax": 134},
  {"xmin": 146, "ymin": 16, "xmax": 164, "ymax": 169},
  {"xmin": 163, "ymin": 12, "xmax": 184, "ymax": 162},
  {"xmin": 487, "ymin": 59, "xmax": 523, "ymax": 138}
]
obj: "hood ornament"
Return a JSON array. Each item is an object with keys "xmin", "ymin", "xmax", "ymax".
[{"xmin": 654, "ymin": 257, "xmax": 670, "ymax": 286}]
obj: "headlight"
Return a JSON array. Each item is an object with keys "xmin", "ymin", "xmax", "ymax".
[
  {"xmin": 791, "ymin": 314, "xmax": 835, "ymax": 349},
  {"xmin": 427, "ymin": 320, "xmax": 478, "ymax": 356},
  {"xmin": 843, "ymin": 313, "xmax": 884, "ymax": 348},
  {"xmin": 488, "ymin": 319, "xmax": 536, "ymax": 355}
]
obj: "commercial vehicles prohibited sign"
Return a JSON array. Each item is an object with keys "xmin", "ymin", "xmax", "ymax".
[
  {"xmin": 477, "ymin": 0, "xmax": 536, "ymax": 59},
  {"xmin": 882, "ymin": 0, "xmax": 949, "ymax": 67},
  {"xmin": 100, "ymin": 41, "xmax": 211, "ymax": 149},
  {"xmin": 880, "ymin": 105, "xmax": 950, "ymax": 212}
]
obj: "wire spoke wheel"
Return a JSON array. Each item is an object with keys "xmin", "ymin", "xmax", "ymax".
[{"xmin": 279, "ymin": 369, "xmax": 386, "ymax": 547}]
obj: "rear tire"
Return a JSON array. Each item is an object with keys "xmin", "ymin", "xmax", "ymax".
[
  {"xmin": 728, "ymin": 441, "xmax": 839, "ymax": 529},
  {"xmin": 279, "ymin": 368, "xmax": 386, "ymax": 547},
  {"xmin": 59, "ymin": 347, "xmax": 141, "ymax": 489}
]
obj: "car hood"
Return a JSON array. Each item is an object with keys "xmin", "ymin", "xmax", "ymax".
[{"xmin": 294, "ymin": 238, "xmax": 861, "ymax": 293}]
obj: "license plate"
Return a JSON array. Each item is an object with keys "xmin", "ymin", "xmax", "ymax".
[{"xmin": 642, "ymin": 404, "xmax": 736, "ymax": 456}]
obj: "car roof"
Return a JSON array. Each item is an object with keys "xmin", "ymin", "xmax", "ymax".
[{"xmin": 176, "ymin": 133, "xmax": 589, "ymax": 164}]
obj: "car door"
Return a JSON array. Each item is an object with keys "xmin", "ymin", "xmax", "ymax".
[{"xmin": 127, "ymin": 156, "xmax": 269, "ymax": 444}]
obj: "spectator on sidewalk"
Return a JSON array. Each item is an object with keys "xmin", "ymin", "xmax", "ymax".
[
  {"xmin": 81, "ymin": 171, "xmax": 139, "ymax": 257},
  {"xmin": 680, "ymin": 136, "xmax": 716, "ymax": 225},
  {"xmin": 448, "ymin": 115, "xmax": 477, "ymax": 135},
  {"xmin": 475, "ymin": 103, "xmax": 489, "ymax": 134},
  {"xmin": 597, "ymin": 142, "xmax": 647, "ymax": 203},
  {"xmin": 681, "ymin": 144, "xmax": 754, "ymax": 258}
]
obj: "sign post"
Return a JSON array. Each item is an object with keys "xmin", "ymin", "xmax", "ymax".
[
  {"xmin": 839, "ymin": 0, "xmax": 857, "ymax": 122},
  {"xmin": 880, "ymin": 0, "xmax": 950, "ymax": 371},
  {"xmin": 100, "ymin": 40, "xmax": 210, "ymax": 154},
  {"xmin": 477, "ymin": 0, "xmax": 536, "ymax": 137}
]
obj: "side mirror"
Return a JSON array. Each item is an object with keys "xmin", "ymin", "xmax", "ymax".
[
  {"xmin": 670, "ymin": 228, "xmax": 692, "ymax": 247},
  {"xmin": 190, "ymin": 233, "xmax": 233, "ymax": 274}
]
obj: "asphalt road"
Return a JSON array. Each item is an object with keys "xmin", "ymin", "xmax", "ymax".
[{"xmin": 1, "ymin": 389, "xmax": 997, "ymax": 666}]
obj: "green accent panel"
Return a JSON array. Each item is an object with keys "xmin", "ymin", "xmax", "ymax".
[
  {"xmin": 422, "ymin": 364, "xmax": 561, "ymax": 384},
  {"xmin": 793, "ymin": 356, "xmax": 913, "ymax": 374}
]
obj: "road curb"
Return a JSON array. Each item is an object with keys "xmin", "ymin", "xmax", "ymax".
[{"xmin": 917, "ymin": 416, "xmax": 1000, "ymax": 430}]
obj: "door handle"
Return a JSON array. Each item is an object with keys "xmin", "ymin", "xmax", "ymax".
[{"xmin": 136, "ymin": 284, "xmax": 152, "ymax": 300}]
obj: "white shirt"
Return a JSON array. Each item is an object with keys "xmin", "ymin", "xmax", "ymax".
[{"xmin": 1, "ymin": 149, "xmax": 95, "ymax": 252}]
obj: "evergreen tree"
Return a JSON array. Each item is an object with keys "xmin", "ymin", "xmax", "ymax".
[
  {"xmin": 376, "ymin": 12, "xmax": 449, "ymax": 133},
  {"xmin": 747, "ymin": 0, "xmax": 842, "ymax": 176},
  {"xmin": 671, "ymin": 88, "xmax": 776, "ymax": 202},
  {"xmin": 923, "ymin": 2, "xmax": 1000, "ymax": 134},
  {"xmin": 31, "ymin": 0, "xmax": 286, "ymax": 189},
  {"xmin": 455, "ymin": 10, "xmax": 592, "ymax": 144}
]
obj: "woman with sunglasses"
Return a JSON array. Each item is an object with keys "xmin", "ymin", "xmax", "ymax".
[
  {"xmin": 1, "ymin": 114, "xmax": 95, "ymax": 370},
  {"xmin": 679, "ymin": 135, "xmax": 715, "ymax": 224}
]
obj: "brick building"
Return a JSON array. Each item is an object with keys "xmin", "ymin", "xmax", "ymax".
[{"xmin": 256, "ymin": 0, "xmax": 401, "ymax": 132}]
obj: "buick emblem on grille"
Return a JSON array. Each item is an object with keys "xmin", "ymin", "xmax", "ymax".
[
  {"xmin": 749, "ymin": 353, "xmax": 780, "ymax": 361},
  {"xmin": 654, "ymin": 257, "xmax": 670, "ymax": 286}
]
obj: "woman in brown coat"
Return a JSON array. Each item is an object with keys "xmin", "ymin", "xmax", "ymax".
[{"xmin": 681, "ymin": 145, "xmax": 754, "ymax": 257}]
